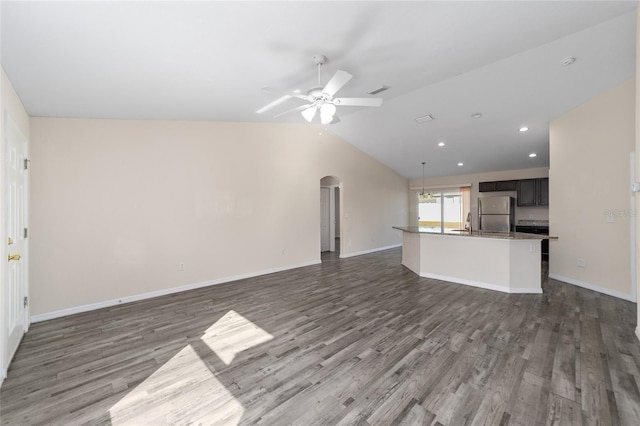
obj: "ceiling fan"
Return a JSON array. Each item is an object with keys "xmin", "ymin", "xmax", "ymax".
[{"xmin": 259, "ymin": 55, "xmax": 383, "ymax": 125}]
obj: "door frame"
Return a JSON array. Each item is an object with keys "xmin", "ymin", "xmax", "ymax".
[
  {"xmin": 320, "ymin": 186, "xmax": 331, "ymax": 252},
  {"xmin": 319, "ymin": 176, "xmax": 343, "ymax": 257},
  {"xmin": 327, "ymin": 184, "xmax": 341, "ymax": 252}
]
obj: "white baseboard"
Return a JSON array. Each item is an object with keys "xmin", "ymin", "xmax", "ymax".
[
  {"xmin": 420, "ymin": 272, "xmax": 543, "ymax": 294},
  {"xmin": 31, "ymin": 260, "xmax": 321, "ymax": 323},
  {"xmin": 548, "ymin": 273, "xmax": 635, "ymax": 302},
  {"xmin": 340, "ymin": 243, "xmax": 402, "ymax": 259}
]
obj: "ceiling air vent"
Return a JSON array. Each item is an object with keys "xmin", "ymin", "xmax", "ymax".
[
  {"xmin": 368, "ymin": 85, "xmax": 389, "ymax": 95},
  {"xmin": 415, "ymin": 114, "xmax": 434, "ymax": 124}
]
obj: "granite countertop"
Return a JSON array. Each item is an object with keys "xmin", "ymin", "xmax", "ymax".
[{"xmin": 393, "ymin": 226, "xmax": 558, "ymax": 240}]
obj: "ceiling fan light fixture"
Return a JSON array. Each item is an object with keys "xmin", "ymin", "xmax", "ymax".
[
  {"xmin": 301, "ymin": 106, "xmax": 317, "ymax": 122},
  {"xmin": 320, "ymin": 103, "xmax": 337, "ymax": 125}
]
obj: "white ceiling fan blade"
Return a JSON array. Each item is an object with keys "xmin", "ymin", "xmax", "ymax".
[
  {"xmin": 273, "ymin": 104, "xmax": 315, "ymax": 119},
  {"xmin": 262, "ymin": 87, "xmax": 311, "ymax": 102},
  {"xmin": 333, "ymin": 97, "xmax": 383, "ymax": 107},
  {"xmin": 322, "ymin": 70, "xmax": 352, "ymax": 97},
  {"xmin": 257, "ymin": 90, "xmax": 304, "ymax": 114}
]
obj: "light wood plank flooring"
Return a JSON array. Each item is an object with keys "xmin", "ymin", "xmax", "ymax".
[{"xmin": 1, "ymin": 248, "xmax": 640, "ymax": 425}]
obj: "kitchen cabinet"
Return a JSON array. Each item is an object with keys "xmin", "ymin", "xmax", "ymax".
[
  {"xmin": 517, "ymin": 178, "xmax": 548, "ymax": 206},
  {"xmin": 538, "ymin": 178, "xmax": 549, "ymax": 206},
  {"xmin": 478, "ymin": 180, "xmax": 518, "ymax": 192}
]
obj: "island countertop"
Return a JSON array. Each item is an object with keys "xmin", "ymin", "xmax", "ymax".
[
  {"xmin": 393, "ymin": 226, "xmax": 557, "ymax": 240},
  {"xmin": 394, "ymin": 226, "xmax": 554, "ymax": 294}
]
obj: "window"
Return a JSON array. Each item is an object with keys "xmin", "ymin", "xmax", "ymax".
[{"xmin": 418, "ymin": 187, "xmax": 470, "ymax": 232}]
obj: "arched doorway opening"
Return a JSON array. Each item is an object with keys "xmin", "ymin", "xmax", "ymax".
[{"xmin": 320, "ymin": 176, "xmax": 342, "ymax": 260}]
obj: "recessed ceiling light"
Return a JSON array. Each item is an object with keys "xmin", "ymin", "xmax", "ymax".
[
  {"xmin": 561, "ymin": 56, "xmax": 576, "ymax": 66},
  {"xmin": 471, "ymin": 113, "xmax": 482, "ymax": 119},
  {"xmin": 457, "ymin": 162, "xmax": 464, "ymax": 166},
  {"xmin": 415, "ymin": 114, "xmax": 434, "ymax": 123},
  {"xmin": 519, "ymin": 127, "xmax": 529, "ymax": 132},
  {"xmin": 438, "ymin": 142, "xmax": 445, "ymax": 147},
  {"xmin": 529, "ymin": 153, "xmax": 537, "ymax": 158}
]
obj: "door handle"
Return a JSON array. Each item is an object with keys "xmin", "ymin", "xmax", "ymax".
[{"xmin": 8, "ymin": 254, "xmax": 21, "ymax": 261}]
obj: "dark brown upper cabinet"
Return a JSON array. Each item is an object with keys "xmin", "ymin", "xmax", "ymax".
[
  {"xmin": 517, "ymin": 178, "xmax": 548, "ymax": 206},
  {"xmin": 478, "ymin": 180, "xmax": 518, "ymax": 192}
]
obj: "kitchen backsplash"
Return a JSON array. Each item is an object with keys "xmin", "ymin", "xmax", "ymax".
[{"xmin": 515, "ymin": 205, "xmax": 549, "ymax": 222}]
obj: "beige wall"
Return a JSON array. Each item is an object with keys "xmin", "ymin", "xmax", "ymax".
[
  {"xmin": 550, "ymin": 78, "xmax": 635, "ymax": 301},
  {"xmin": 635, "ymin": 6, "xmax": 640, "ymax": 340},
  {"xmin": 408, "ymin": 167, "xmax": 550, "ymax": 227},
  {"xmin": 29, "ymin": 118, "xmax": 408, "ymax": 317},
  {"xmin": 1, "ymin": 68, "xmax": 31, "ymax": 381}
]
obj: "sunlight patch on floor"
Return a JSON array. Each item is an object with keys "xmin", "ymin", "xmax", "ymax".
[
  {"xmin": 108, "ymin": 344, "xmax": 244, "ymax": 424},
  {"xmin": 201, "ymin": 309, "xmax": 274, "ymax": 365}
]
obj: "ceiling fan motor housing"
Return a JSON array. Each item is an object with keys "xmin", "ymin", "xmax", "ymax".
[
  {"xmin": 312, "ymin": 55, "xmax": 327, "ymax": 66},
  {"xmin": 307, "ymin": 86, "xmax": 328, "ymax": 101}
]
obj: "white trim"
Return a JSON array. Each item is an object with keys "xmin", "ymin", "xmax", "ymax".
[
  {"xmin": 419, "ymin": 271, "xmax": 542, "ymax": 294},
  {"xmin": 631, "ymin": 152, "xmax": 637, "ymax": 303},
  {"xmin": 636, "ymin": 326, "xmax": 640, "ymax": 342},
  {"xmin": 31, "ymin": 260, "xmax": 320, "ymax": 323},
  {"xmin": 339, "ymin": 244, "xmax": 402, "ymax": 259},
  {"xmin": 549, "ymin": 273, "xmax": 636, "ymax": 302}
]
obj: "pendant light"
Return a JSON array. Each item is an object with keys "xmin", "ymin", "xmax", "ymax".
[{"xmin": 420, "ymin": 161, "xmax": 426, "ymax": 199}]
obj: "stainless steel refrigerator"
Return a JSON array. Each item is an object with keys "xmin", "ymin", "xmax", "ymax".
[{"xmin": 478, "ymin": 196, "xmax": 514, "ymax": 232}]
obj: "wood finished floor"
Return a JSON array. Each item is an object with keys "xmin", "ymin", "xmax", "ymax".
[{"xmin": 1, "ymin": 248, "xmax": 640, "ymax": 425}]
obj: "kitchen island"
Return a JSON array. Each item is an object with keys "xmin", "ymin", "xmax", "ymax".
[{"xmin": 394, "ymin": 226, "xmax": 556, "ymax": 294}]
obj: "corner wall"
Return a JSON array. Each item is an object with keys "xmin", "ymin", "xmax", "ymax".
[
  {"xmin": 550, "ymin": 78, "xmax": 635, "ymax": 301},
  {"xmin": 635, "ymin": 6, "xmax": 640, "ymax": 341},
  {"xmin": 29, "ymin": 118, "xmax": 408, "ymax": 318}
]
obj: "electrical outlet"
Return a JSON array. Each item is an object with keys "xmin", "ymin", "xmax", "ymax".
[
  {"xmin": 179, "ymin": 262, "xmax": 185, "ymax": 271},
  {"xmin": 576, "ymin": 258, "xmax": 586, "ymax": 268}
]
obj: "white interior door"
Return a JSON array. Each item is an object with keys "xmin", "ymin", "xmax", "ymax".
[
  {"xmin": 3, "ymin": 113, "xmax": 29, "ymax": 376},
  {"xmin": 320, "ymin": 187, "xmax": 330, "ymax": 252}
]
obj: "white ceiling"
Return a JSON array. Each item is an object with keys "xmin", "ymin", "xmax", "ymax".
[{"xmin": 1, "ymin": 1, "xmax": 637, "ymax": 179}]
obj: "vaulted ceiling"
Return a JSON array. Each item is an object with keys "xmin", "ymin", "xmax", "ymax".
[{"xmin": 1, "ymin": 1, "xmax": 637, "ymax": 178}]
